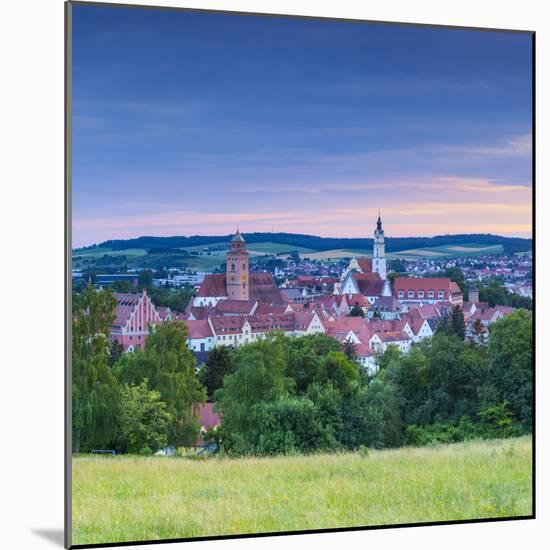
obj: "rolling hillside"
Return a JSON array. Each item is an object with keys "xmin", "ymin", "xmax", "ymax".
[{"xmin": 72, "ymin": 233, "xmax": 530, "ymax": 271}]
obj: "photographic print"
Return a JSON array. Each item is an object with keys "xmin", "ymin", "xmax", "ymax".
[{"xmin": 67, "ymin": 2, "xmax": 534, "ymax": 547}]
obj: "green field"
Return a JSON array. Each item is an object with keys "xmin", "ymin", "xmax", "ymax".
[
  {"xmin": 387, "ymin": 244, "xmax": 504, "ymax": 260},
  {"xmin": 72, "ymin": 241, "xmax": 505, "ymax": 271},
  {"xmin": 72, "ymin": 436, "xmax": 532, "ymax": 546},
  {"xmin": 72, "ymin": 247, "xmax": 148, "ymax": 258}
]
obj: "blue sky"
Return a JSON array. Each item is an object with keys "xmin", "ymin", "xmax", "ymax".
[{"xmin": 72, "ymin": 4, "xmax": 533, "ymax": 247}]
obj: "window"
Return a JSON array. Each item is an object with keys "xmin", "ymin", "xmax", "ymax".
[
  {"xmin": 129, "ymin": 335, "xmax": 133, "ymax": 340},
  {"xmin": 231, "ymin": 263, "xmax": 235, "ymax": 271},
  {"xmin": 418, "ymin": 291, "xmax": 424, "ymax": 299},
  {"xmin": 438, "ymin": 291, "xmax": 444, "ymax": 299},
  {"xmin": 428, "ymin": 291, "xmax": 434, "ymax": 299},
  {"xmin": 242, "ymin": 264, "xmax": 246, "ymax": 270},
  {"xmin": 408, "ymin": 291, "xmax": 414, "ymax": 298},
  {"xmin": 200, "ymin": 343, "xmax": 205, "ymax": 351},
  {"xmin": 398, "ymin": 291, "xmax": 404, "ymax": 298}
]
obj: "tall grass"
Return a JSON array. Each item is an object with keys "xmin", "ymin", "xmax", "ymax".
[{"xmin": 72, "ymin": 436, "xmax": 532, "ymax": 546}]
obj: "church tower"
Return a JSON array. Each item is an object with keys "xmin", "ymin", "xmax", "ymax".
[
  {"xmin": 373, "ymin": 212, "xmax": 387, "ymax": 280},
  {"xmin": 226, "ymin": 229, "xmax": 249, "ymax": 301}
]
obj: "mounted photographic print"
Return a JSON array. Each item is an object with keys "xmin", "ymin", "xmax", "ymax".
[{"xmin": 65, "ymin": 1, "xmax": 534, "ymax": 547}]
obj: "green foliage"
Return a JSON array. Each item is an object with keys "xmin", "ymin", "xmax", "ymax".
[
  {"xmin": 138, "ymin": 269, "xmax": 154, "ymax": 288},
  {"xmin": 478, "ymin": 280, "xmax": 532, "ymax": 310},
  {"xmin": 111, "ymin": 280, "xmax": 133, "ymax": 293},
  {"xmin": 349, "ymin": 304, "xmax": 364, "ymax": 317},
  {"xmin": 116, "ymin": 321, "xmax": 206, "ymax": 446},
  {"xmin": 139, "ymin": 446, "xmax": 153, "ymax": 457},
  {"xmin": 72, "ymin": 284, "xmax": 119, "ymax": 452},
  {"xmin": 254, "ymin": 397, "xmax": 333, "ymax": 455},
  {"xmin": 315, "ymin": 351, "xmax": 360, "ymax": 396},
  {"xmin": 117, "ymin": 380, "xmax": 172, "ymax": 453},
  {"xmin": 108, "ymin": 339, "xmax": 125, "ymax": 367},
  {"xmin": 436, "ymin": 306, "xmax": 465, "ymax": 340},
  {"xmin": 487, "ymin": 310, "xmax": 533, "ymax": 430},
  {"xmin": 283, "ymin": 333, "xmax": 342, "ymax": 393},
  {"xmin": 342, "ymin": 339, "xmax": 357, "ymax": 361},
  {"xmin": 214, "ymin": 334, "xmax": 294, "ymax": 454},
  {"xmin": 147, "ymin": 285, "xmax": 195, "ymax": 313},
  {"xmin": 198, "ymin": 346, "xmax": 235, "ymax": 399}
]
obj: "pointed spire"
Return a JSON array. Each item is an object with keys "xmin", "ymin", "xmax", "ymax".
[
  {"xmin": 376, "ymin": 210, "xmax": 382, "ymax": 231},
  {"xmin": 232, "ymin": 227, "xmax": 245, "ymax": 242}
]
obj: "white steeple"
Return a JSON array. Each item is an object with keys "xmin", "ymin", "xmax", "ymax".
[{"xmin": 373, "ymin": 211, "xmax": 386, "ymax": 280}]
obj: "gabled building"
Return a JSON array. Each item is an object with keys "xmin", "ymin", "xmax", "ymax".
[
  {"xmin": 110, "ymin": 291, "xmax": 162, "ymax": 352},
  {"xmin": 394, "ymin": 277, "xmax": 463, "ymax": 306},
  {"xmin": 185, "ymin": 319, "xmax": 215, "ymax": 353},
  {"xmin": 340, "ymin": 272, "xmax": 391, "ymax": 303}
]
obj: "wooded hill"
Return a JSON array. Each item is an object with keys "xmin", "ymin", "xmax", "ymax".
[{"xmin": 81, "ymin": 232, "xmax": 531, "ymax": 255}]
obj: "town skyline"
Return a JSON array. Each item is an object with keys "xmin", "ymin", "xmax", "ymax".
[{"xmin": 72, "ymin": 5, "xmax": 532, "ymax": 248}]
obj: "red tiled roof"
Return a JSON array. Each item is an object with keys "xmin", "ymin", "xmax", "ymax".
[
  {"xmin": 249, "ymin": 272, "xmax": 284, "ymax": 305},
  {"xmin": 197, "ymin": 274, "xmax": 227, "ymax": 298},
  {"xmin": 350, "ymin": 273, "xmax": 385, "ymax": 296},
  {"xmin": 356, "ymin": 258, "xmax": 373, "ymax": 273},
  {"xmin": 214, "ymin": 300, "xmax": 257, "ymax": 315},
  {"xmin": 343, "ymin": 293, "xmax": 369, "ymax": 307},
  {"xmin": 377, "ymin": 330, "xmax": 410, "ymax": 342},
  {"xmin": 209, "ymin": 316, "xmax": 246, "ymax": 333},
  {"xmin": 450, "ymin": 282, "xmax": 462, "ymax": 294},
  {"xmin": 185, "ymin": 306, "xmax": 211, "ymax": 320},
  {"xmin": 394, "ymin": 277, "xmax": 451, "ymax": 293},
  {"xmin": 185, "ymin": 320, "xmax": 213, "ymax": 339},
  {"xmin": 355, "ymin": 342, "xmax": 374, "ymax": 357},
  {"xmin": 324, "ymin": 317, "xmax": 365, "ymax": 335},
  {"xmin": 197, "ymin": 272, "xmax": 283, "ymax": 305}
]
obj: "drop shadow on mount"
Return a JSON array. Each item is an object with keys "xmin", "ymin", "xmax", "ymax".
[{"xmin": 33, "ymin": 528, "xmax": 65, "ymax": 547}]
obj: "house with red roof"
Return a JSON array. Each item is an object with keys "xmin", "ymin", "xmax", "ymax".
[
  {"xmin": 394, "ymin": 277, "xmax": 463, "ymax": 306},
  {"xmin": 339, "ymin": 272, "xmax": 391, "ymax": 303},
  {"xmin": 367, "ymin": 296, "xmax": 402, "ymax": 320},
  {"xmin": 213, "ymin": 300, "xmax": 258, "ymax": 316},
  {"xmin": 185, "ymin": 319, "xmax": 215, "ymax": 353},
  {"xmin": 110, "ymin": 290, "xmax": 162, "ymax": 352}
]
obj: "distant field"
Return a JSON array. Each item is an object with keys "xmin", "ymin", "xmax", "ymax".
[
  {"xmin": 72, "ymin": 436, "xmax": 532, "ymax": 546},
  {"xmin": 71, "ymin": 242, "xmax": 505, "ymax": 271},
  {"xmin": 72, "ymin": 247, "xmax": 148, "ymax": 258},
  {"xmin": 387, "ymin": 244, "xmax": 504, "ymax": 260},
  {"xmin": 247, "ymin": 242, "xmax": 317, "ymax": 254},
  {"xmin": 302, "ymin": 249, "xmax": 359, "ymax": 260}
]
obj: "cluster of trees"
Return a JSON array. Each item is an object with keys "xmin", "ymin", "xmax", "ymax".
[
  {"xmin": 72, "ymin": 285, "xmax": 205, "ymax": 454},
  {"xmin": 478, "ymin": 280, "xmax": 532, "ymax": 310},
  {"xmin": 203, "ymin": 310, "xmax": 532, "ymax": 456}
]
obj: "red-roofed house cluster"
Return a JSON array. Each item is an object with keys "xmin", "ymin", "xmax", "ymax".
[{"xmin": 108, "ymin": 219, "xmax": 520, "ymax": 377}]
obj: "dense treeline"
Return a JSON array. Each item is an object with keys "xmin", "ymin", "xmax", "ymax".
[
  {"xmin": 207, "ymin": 309, "xmax": 532, "ymax": 456},
  {"xmin": 72, "ymin": 285, "xmax": 205, "ymax": 454},
  {"xmin": 88, "ymin": 232, "xmax": 531, "ymax": 254}
]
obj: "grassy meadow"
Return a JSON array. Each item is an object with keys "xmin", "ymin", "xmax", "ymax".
[{"xmin": 72, "ymin": 436, "xmax": 532, "ymax": 546}]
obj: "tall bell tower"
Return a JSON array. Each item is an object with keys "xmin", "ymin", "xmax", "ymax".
[
  {"xmin": 226, "ymin": 229, "xmax": 249, "ymax": 301},
  {"xmin": 373, "ymin": 212, "xmax": 387, "ymax": 280}
]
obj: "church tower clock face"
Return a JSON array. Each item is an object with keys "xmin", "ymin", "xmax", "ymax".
[{"xmin": 226, "ymin": 229, "xmax": 250, "ymax": 301}]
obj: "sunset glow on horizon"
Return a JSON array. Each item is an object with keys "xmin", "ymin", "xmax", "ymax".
[{"xmin": 72, "ymin": 5, "xmax": 532, "ymax": 248}]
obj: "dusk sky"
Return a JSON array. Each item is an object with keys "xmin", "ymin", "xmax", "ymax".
[{"xmin": 72, "ymin": 4, "xmax": 533, "ymax": 248}]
